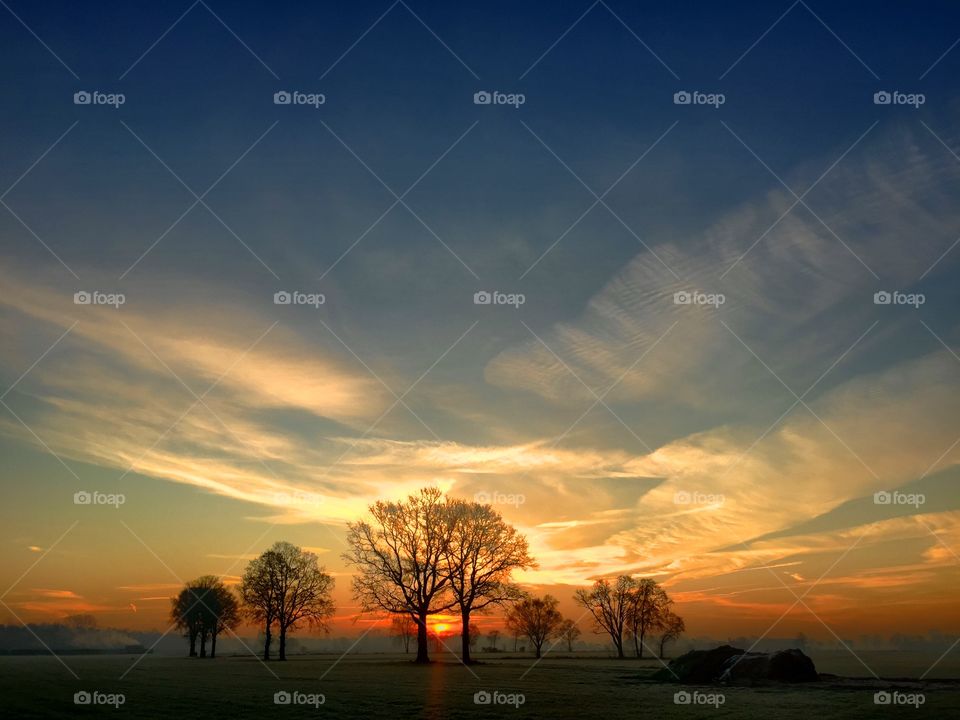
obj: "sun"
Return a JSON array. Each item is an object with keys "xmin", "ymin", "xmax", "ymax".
[{"xmin": 433, "ymin": 623, "xmax": 450, "ymax": 634}]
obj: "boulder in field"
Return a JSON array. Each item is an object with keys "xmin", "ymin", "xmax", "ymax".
[
  {"xmin": 719, "ymin": 648, "xmax": 818, "ymax": 684},
  {"xmin": 652, "ymin": 645, "xmax": 745, "ymax": 682}
]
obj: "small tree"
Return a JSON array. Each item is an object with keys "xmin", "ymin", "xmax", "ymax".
[
  {"xmin": 171, "ymin": 576, "xmax": 220, "ymax": 657},
  {"xmin": 240, "ymin": 549, "xmax": 281, "ymax": 660},
  {"xmin": 628, "ymin": 578, "xmax": 669, "ymax": 658},
  {"xmin": 271, "ymin": 542, "xmax": 335, "ymax": 660},
  {"xmin": 558, "ymin": 619, "xmax": 581, "ymax": 652},
  {"xmin": 202, "ymin": 580, "xmax": 240, "ymax": 658},
  {"xmin": 390, "ymin": 615, "xmax": 418, "ymax": 654},
  {"xmin": 573, "ymin": 576, "xmax": 634, "ymax": 658},
  {"xmin": 658, "ymin": 611, "xmax": 685, "ymax": 658},
  {"xmin": 504, "ymin": 595, "xmax": 564, "ymax": 659},
  {"xmin": 487, "ymin": 629, "xmax": 501, "ymax": 651}
]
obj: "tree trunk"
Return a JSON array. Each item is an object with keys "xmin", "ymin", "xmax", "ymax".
[
  {"xmin": 263, "ymin": 623, "xmax": 272, "ymax": 661},
  {"xmin": 613, "ymin": 634, "xmax": 624, "ymax": 659},
  {"xmin": 534, "ymin": 641, "xmax": 542, "ymax": 659},
  {"xmin": 659, "ymin": 636, "xmax": 666, "ymax": 658},
  {"xmin": 279, "ymin": 625, "xmax": 287, "ymax": 661},
  {"xmin": 189, "ymin": 630, "xmax": 197, "ymax": 657},
  {"xmin": 415, "ymin": 611, "xmax": 430, "ymax": 663},
  {"xmin": 639, "ymin": 629, "xmax": 645, "ymax": 658},
  {"xmin": 199, "ymin": 632, "xmax": 207, "ymax": 658},
  {"xmin": 210, "ymin": 631, "xmax": 217, "ymax": 659},
  {"xmin": 460, "ymin": 610, "xmax": 472, "ymax": 664}
]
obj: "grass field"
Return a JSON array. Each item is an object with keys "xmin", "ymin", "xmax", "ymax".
[{"xmin": 1, "ymin": 653, "xmax": 957, "ymax": 718}]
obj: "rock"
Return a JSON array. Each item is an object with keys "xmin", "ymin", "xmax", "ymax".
[
  {"xmin": 720, "ymin": 648, "xmax": 818, "ymax": 684},
  {"xmin": 655, "ymin": 645, "xmax": 818, "ymax": 684},
  {"xmin": 653, "ymin": 645, "xmax": 745, "ymax": 682}
]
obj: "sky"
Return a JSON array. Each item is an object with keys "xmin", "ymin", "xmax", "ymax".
[{"xmin": 1, "ymin": 0, "xmax": 959, "ymax": 651}]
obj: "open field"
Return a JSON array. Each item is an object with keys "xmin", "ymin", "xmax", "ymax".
[{"xmin": 1, "ymin": 653, "xmax": 957, "ymax": 719}]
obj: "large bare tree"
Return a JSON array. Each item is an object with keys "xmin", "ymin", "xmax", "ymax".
[
  {"xmin": 573, "ymin": 576, "xmax": 634, "ymax": 658},
  {"xmin": 658, "ymin": 610, "xmax": 685, "ymax": 658},
  {"xmin": 504, "ymin": 594, "xmax": 564, "ymax": 658},
  {"xmin": 444, "ymin": 499, "xmax": 534, "ymax": 663},
  {"xmin": 239, "ymin": 549, "xmax": 281, "ymax": 660},
  {"xmin": 344, "ymin": 487, "xmax": 457, "ymax": 663}
]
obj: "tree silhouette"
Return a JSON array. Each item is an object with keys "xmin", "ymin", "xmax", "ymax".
[
  {"xmin": 658, "ymin": 611, "xmax": 685, "ymax": 658},
  {"xmin": 444, "ymin": 499, "xmax": 533, "ymax": 664},
  {"xmin": 344, "ymin": 487, "xmax": 458, "ymax": 663},
  {"xmin": 558, "ymin": 619, "xmax": 581, "ymax": 652},
  {"xmin": 573, "ymin": 576, "xmax": 634, "ymax": 658},
  {"xmin": 628, "ymin": 578, "xmax": 670, "ymax": 658},
  {"xmin": 240, "ymin": 542, "xmax": 334, "ymax": 661},
  {"xmin": 170, "ymin": 576, "xmax": 237, "ymax": 658},
  {"xmin": 390, "ymin": 615, "xmax": 417, "ymax": 654},
  {"xmin": 504, "ymin": 595, "xmax": 564, "ymax": 658},
  {"xmin": 487, "ymin": 629, "xmax": 501, "ymax": 651}
]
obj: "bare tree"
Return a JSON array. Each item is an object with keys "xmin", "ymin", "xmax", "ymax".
[
  {"xmin": 487, "ymin": 629, "xmax": 501, "ymax": 651},
  {"xmin": 200, "ymin": 579, "xmax": 240, "ymax": 659},
  {"xmin": 504, "ymin": 595, "xmax": 564, "ymax": 658},
  {"xmin": 390, "ymin": 615, "xmax": 417, "ymax": 654},
  {"xmin": 658, "ymin": 611, "xmax": 685, "ymax": 658},
  {"xmin": 240, "ymin": 549, "xmax": 281, "ymax": 660},
  {"xmin": 558, "ymin": 619, "xmax": 581, "ymax": 652},
  {"xmin": 573, "ymin": 576, "xmax": 634, "ymax": 658},
  {"xmin": 444, "ymin": 500, "xmax": 534, "ymax": 664},
  {"xmin": 344, "ymin": 487, "xmax": 457, "ymax": 663},
  {"xmin": 628, "ymin": 578, "xmax": 669, "ymax": 658},
  {"xmin": 270, "ymin": 542, "xmax": 335, "ymax": 660}
]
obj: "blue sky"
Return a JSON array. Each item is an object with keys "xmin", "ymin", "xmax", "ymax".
[{"xmin": 1, "ymin": 1, "xmax": 960, "ymax": 641}]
